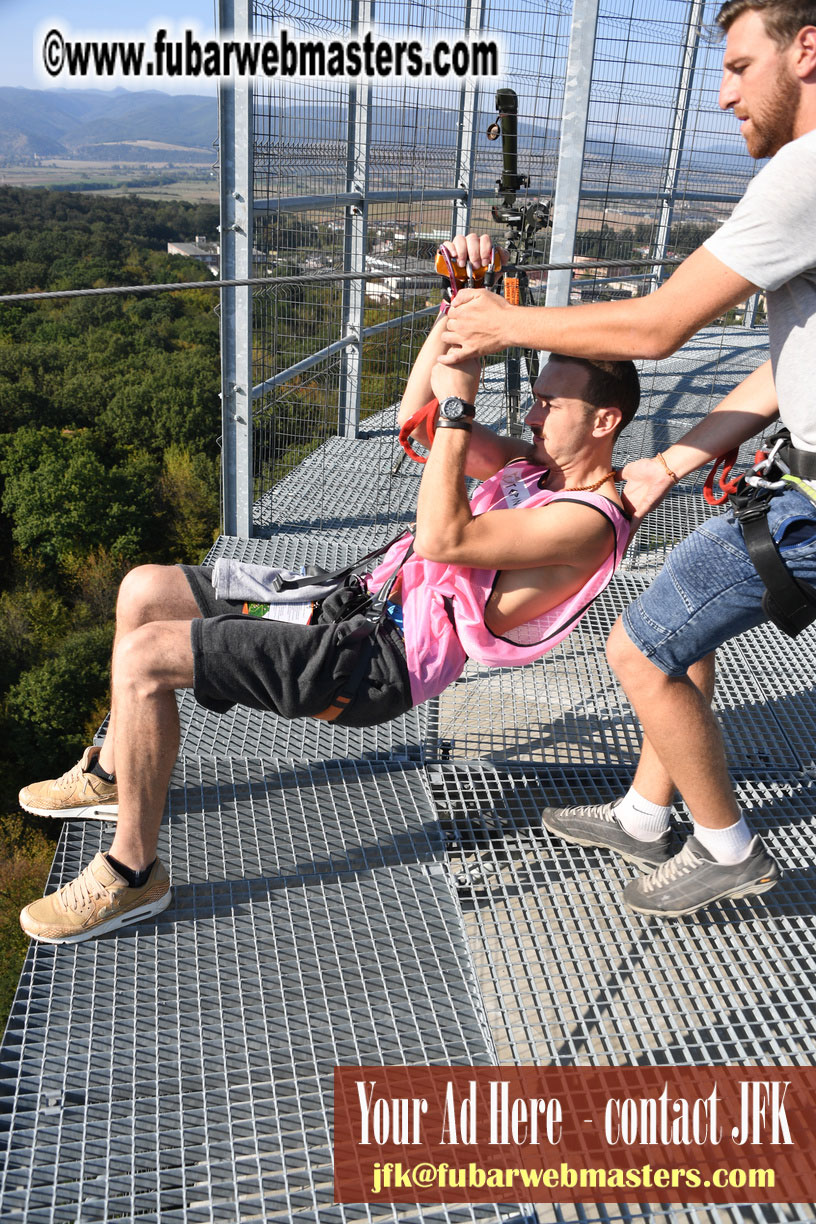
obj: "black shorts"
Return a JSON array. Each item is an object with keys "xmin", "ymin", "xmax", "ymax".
[{"xmin": 180, "ymin": 565, "xmax": 413, "ymax": 728}]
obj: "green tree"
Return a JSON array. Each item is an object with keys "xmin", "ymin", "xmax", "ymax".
[
  {"xmin": 158, "ymin": 446, "xmax": 220, "ymax": 561},
  {"xmin": 1, "ymin": 427, "xmax": 161, "ymax": 567},
  {"xmin": 3, "ymin": 624, "xmax": 114, "ymax": 784}
]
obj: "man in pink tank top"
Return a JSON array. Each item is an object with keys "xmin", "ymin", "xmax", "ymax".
[{"xmin": 17, "ymin": 234, "xmax": 639, "ymax": 946}]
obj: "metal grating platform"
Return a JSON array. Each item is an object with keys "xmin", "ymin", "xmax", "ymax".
[
  {"xmin": 0, "ymin": 758, "xmax": 531, "ymax": 1224},
  {"xmin": 435, "ymin": 569, "xmax": 812, "ymax": 776},
  {"xmin": 432, "ymin": 761, "xmax": 816, "ymax": 1067},
  {"xmin": 5, "ymin": 326, "xmax": 816, "ymax": 1222}
]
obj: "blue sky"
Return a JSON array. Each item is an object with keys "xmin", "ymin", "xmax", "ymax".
[{"xmin": 2, "ymin": 1, "xmax": 217, "ymax": 91}]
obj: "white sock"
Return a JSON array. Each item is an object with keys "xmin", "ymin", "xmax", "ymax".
[
  {"xmin": 614, "ymin": 786, "xmax": 672, "ymax": 842},
  {"xmin": 693, "ymin": 816, "xmax": 753, "ymax": 864}
]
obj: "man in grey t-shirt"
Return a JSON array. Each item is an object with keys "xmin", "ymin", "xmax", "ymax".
[{"xmin": 442, "ymin": 0, "xmax": 816, "ymax": 916}]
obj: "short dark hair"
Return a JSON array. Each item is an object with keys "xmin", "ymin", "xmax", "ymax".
[
  {"xmin": 717, "ymin": 0, "xmax": 816, "ymax": 47},
  {"xmin": 548, "ymin": 353, "xmax": 640, "ymax": 439}
]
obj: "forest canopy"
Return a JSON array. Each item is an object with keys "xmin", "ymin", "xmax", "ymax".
[{"xmin": 0, "ymin": 188, "xmax": 223, "ymax": 1017}]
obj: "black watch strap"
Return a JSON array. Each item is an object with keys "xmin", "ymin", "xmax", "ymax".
[
  {"xmin": 439, "ymin": 396, "xmax": 476, "ymax": 420},
  {"xmin": 436, "ymin": 418, "xmax": 473, "ymax": 433}
]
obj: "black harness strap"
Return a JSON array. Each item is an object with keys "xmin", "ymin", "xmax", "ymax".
[
  {"xmin": 312, "ymin": 542, "xmax": 414, "ymax": 723},
  {"xmin": 729, "ymin": 465, "xmax": 816, "ymax": 637},
  {"xmin": 783, "ymin": 444, "xmax": 816, "ymax": 481},
  {"xmin": 272, "ymin": 527, "xmax": 413, "ymax": 594}
]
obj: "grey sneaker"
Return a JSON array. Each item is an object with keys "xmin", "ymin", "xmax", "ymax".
[
  {"xmin": 541, "ymin": 801, "xmax": 680, "ymax": 869},
  {"xmin": 623, "ymin": 835, "xmax": 781, "ymax": 917}
]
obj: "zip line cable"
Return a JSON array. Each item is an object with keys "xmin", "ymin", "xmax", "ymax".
[{"xmin": 0, "ymin": 257, "xmax": 682, "ymax": 306}]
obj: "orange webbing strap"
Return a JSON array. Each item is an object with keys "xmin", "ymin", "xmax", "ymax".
[
  {"xmin": 398, "ymin": 396, "xmax": 439, "ymax": 464},
  {"xmin": 703, "ymin": 448, "xmax": 741, "ymax": 505},
  {"xmin": 313, "ymin": 694, "xmax": 352, "ymax": 722}
]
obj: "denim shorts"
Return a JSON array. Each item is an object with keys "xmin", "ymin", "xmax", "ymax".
[{"xmin": 622, "ymin": 485, "xmax": 816, "ymax": 676}]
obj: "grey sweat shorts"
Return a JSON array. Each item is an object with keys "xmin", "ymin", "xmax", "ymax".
[{"xmin": 180, "ymin": 565, "xmax": 413, "ymax": 728}]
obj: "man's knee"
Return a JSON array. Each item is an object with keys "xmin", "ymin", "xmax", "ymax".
[
  {"xmin": 116, "ymin": 564, "xmax": 178, "ymax": 627},
  {"xmin": 606, "ymin": 617, "xmax": 644, "ymax": 682}
]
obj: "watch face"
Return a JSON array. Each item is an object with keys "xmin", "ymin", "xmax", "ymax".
[{"xmin": 440, "ymin": 396, "xmax": 474, "ymax": 421}]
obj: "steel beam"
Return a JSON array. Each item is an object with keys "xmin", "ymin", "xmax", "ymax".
[
  {"xmin": 450, "ymin": 0, "xmax": 488, "ymax": 238},
  {"xmin": 251, "ymin": 185, "xmax": 744, "ymax": 213},
  {"xmin": 544, "ymin": 0, "xmax": 600, "ymax": 309},
  {"xmin": 338, "ymin": 0, "xmax": 373, "ymax": 439},
  {"xmin": 651, "ymin": 0, "xmax": 705, "ymax": 291},
  {"xmin": 743, "ymin": 291, "xmax": 761, "ymax": 328},
  {"xmin": 218, "ymin": 0, "xmax": 254, "ymax": 537}
]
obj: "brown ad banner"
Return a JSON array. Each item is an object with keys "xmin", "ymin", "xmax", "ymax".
[{"xmin": 333, "ymin": 1065, "xmax": 816, "ymax": 1205}]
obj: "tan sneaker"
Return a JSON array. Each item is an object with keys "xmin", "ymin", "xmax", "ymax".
[
  {"xmin": 20, "ymin": 853, "xmax": 171, "ymax": 944},
  {"xmin": 19, "ymin": 746, "xmax": 118, "ymax": 820}
]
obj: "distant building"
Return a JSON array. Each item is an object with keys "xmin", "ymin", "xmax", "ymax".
[
  {"xmin": 167, "ymin": 236, "xmax": 220, "ymax": 277},
  {"xmin": 365, "ymin": 255, "xmax": 437, "ymax": 303},
  {"xmin": 167, "ymin": 235, "xmax": 269, "ymax": 277},
  {"xmin": 579, "ymin": 280, "xmax": 639, "ymax": 302}
]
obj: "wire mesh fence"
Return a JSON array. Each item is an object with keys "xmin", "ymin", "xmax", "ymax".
[{"xmin": 242, "ymin": 0, "xmax": 764, "ymax": 532}]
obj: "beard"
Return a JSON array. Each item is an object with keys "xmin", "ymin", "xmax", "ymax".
[{"xmin": 743, "ymin": 63, "xmax": 800, "ymax": 158}]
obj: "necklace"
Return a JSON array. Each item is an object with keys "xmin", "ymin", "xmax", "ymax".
[{"xmin": 563, "ymin": 470, "xmax": 618, "ymax": 493}]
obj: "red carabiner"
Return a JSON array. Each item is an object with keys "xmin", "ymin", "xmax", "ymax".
[{"xmin": 703, "ymin": 448, "xmax": 741, "ymax": 505}]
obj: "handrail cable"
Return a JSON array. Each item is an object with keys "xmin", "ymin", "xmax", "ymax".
[{"xmin": 0, "ymin": 257, "xmax": 683, "ymax": 306}]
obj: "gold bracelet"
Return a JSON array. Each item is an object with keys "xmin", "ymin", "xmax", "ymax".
[{"xmin": 655, "ymin": 451, "xmax": 679, "ymax": 484}]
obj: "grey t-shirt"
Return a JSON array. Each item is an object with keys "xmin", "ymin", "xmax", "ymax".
[{"xmin": 704, "ymin": 128, "xmax": 816, "ymax": 451}]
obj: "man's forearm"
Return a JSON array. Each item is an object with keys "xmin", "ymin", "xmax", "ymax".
[
  {"xmin": 442, "ymin": 246, "xmax": 757, "ymax": 364},
  {"xmin": 662, "ymin": 359, "xmax": 778, "ymax": 480},
  {"xmin": 398, "ymin": 315, "xmax": 457, "ymax": 428},
  {"xmin": 414, "ymin": 427, "xmax": 473, "ymax": 561},
  {"xmin": 619, "ymin": 360, "xmax": 779, "ymax": 525},
  {"xmin": 493, "ymin": 296, "xmax": 671, "ymax": 361}
]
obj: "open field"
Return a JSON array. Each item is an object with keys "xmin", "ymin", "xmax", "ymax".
[{"xmin": 0, "ymin": 159, "xmax": 218, "ymax": 203}]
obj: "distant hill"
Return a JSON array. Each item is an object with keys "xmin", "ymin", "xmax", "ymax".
[
  {"xmin": 0, "ymin": 88, "xmax": 216, "ymax": 161},
  {"xmin": 0, "ymin": 86, "xmax": 754, "ymax": 187}
]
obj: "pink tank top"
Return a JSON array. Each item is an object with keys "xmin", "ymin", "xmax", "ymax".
[{"xmin": 367, "ymin": 459, "xmax": 632, "ymax": 707}]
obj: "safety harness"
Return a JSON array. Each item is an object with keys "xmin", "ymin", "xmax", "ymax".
[
  {"xmin": 268, "ymin": 530, "xmax": 414, "ymax": 723},
  {"xmin": 705, "ymin": 430, "xmax": 816, "ymax": 637}
]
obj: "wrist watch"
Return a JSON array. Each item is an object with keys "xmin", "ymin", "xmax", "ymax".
[{"xmin": 438, "ymin": 396, "xmax": 476, "ymax": 423}]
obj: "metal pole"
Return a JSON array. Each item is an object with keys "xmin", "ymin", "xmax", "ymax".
[
  {"xmin": 450, "ymin": 0, "xmax": 488, "ymax": 238},
  {"xmin": 651, "ymin": 0, "xmax": 705, "ymax": 292},
  {"xmin": 338, "ymin": 0, "xmax": 373, "ymax": 439},
  {"xmin": 544, "ymin": 0, "xmax": 600, "ymax": 309},
  {"xmin": 218, "ymin": 0, "xmax": 254, "ymax": 537},
  {"xmin": 743, "ymin": 291, "xmax": 761, "ymax": 328}
]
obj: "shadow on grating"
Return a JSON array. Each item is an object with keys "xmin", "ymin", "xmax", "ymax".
[
  {"xmin": 0, "ymin": 757, "xmax": 537, "ymax": 1224},
  {"xmin": 434, "ymin": 570, "xmax": 813, "ymax": 776},
  {"xmin": 429, "ymin": 761, "xmax": 816, "ymax": 1069}
]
